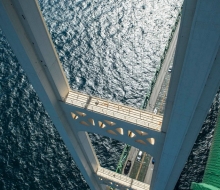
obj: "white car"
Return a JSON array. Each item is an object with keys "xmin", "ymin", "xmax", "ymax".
[
  {"xmin": 168, "ymin": 66, "xmax": 172, "ymax": 72},
  {"xmin": 136, "ymin": 151, "xmax": 143, "ymax": 162}
]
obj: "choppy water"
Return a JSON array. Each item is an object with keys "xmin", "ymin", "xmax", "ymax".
[
  {"xmin": 175, "ymin": 90, "xmax": 220, "ymax": 189},
  {"xmin": 1, "ymin": 0, "xmax": 218, "ymax": 189},
  {"xmin": 38, "ymin": 0, "xmax": 181, "ymax": 107}
]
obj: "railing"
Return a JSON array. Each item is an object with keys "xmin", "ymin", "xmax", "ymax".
[
  {"xmin": 115, "ymin": 144, "xmax": 131, "ymax": 174},
  {"xmin": 142, "ymin": 9, "xmax": 182, "ymax": 109},
  {"xmin": 97, "ymin": 167, "xmax": 150, "ymax": 190},
  {"xmin": 65, "ymin": 90, "xmax": 163, "ymax": 131}
]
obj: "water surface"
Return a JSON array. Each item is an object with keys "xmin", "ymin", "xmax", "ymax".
[{"xmin": 1, "ymin": 0, "xmax": 215, "ymax": 189}]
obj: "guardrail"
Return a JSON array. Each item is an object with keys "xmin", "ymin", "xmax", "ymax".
[
  {"xmin": 97, "ymin": 167, "xmax": 150, "ymax": 190},
  {"xmin": 142, "ymin": 9, "xmax": 182, "ymax": 109},
  {"xmin": 115, "ymin": 144, "xmax": 131, "ymax": 174}
]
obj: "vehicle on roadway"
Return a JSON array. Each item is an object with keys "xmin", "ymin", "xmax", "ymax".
[
  {"xmin": 152, "ymin": 158, "xmax": 155, "ymax": 165},
  {"xmin": 124, "ymin": 160, "xmax": 131, "ymax": 175},
  {"xmin": 136, "ymin": 151, "xmax": 143, "ymax": 162},
  {"xmin": 168, "ymin": 66, "xmax": 172, "ymax": 72}
]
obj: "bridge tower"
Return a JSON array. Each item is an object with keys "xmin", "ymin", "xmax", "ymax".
[
  {"xmin": 1, "ymin": 0, "xmax": 220, "ymax": 190},
  {"xmin": 0, "ymin": 0, "xmax": 164, "ymax": 189}
]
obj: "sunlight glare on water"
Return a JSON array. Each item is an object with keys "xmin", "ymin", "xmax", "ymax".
[{"xmin": 2, "ymin": 0, "xmax": 217, "ymax": 189}]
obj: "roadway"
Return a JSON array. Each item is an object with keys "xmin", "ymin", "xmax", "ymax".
[
  {"xmin": 121, "ymin": 21, "xmax": 180, "ymax": 185},
  {"xmin": 144, "ymin": 157, "xmax": 154, "ymax": 184},
  {"xmin": 146, "ymin": 22, "xmax": 180, "ymax": 112},
  {"xmin": 122, "ymin": 147, "xmax": 139, "ymax": 176}
]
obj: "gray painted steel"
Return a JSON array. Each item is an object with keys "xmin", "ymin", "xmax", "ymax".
[
  {"xmin": 151, "ymin": 0, "xmax": 220, "ymax": 189},
  {"xmin": 0, "ymin": 1, "xmax": 102, "ymax": 190},
  {"xmin": 1, "ymin": 0, "xmax": 220, "ymax": 189}
]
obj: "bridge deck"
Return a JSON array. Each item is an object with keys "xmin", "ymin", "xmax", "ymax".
[{"xmin": 65, "ymin": 90, "xmax": 163, "ymax": 131}]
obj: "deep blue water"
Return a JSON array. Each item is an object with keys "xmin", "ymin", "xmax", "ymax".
[
  {"xmin": 0, "ymin": 0, "xmax": 218, "ymax": 189},
  {"xmin": 0, "ymin": 29, "xmax": 90, "ymax": 189},
  {"xmin": 175, "ymin": 90, "xmax": 220, "ymax": 189}
]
